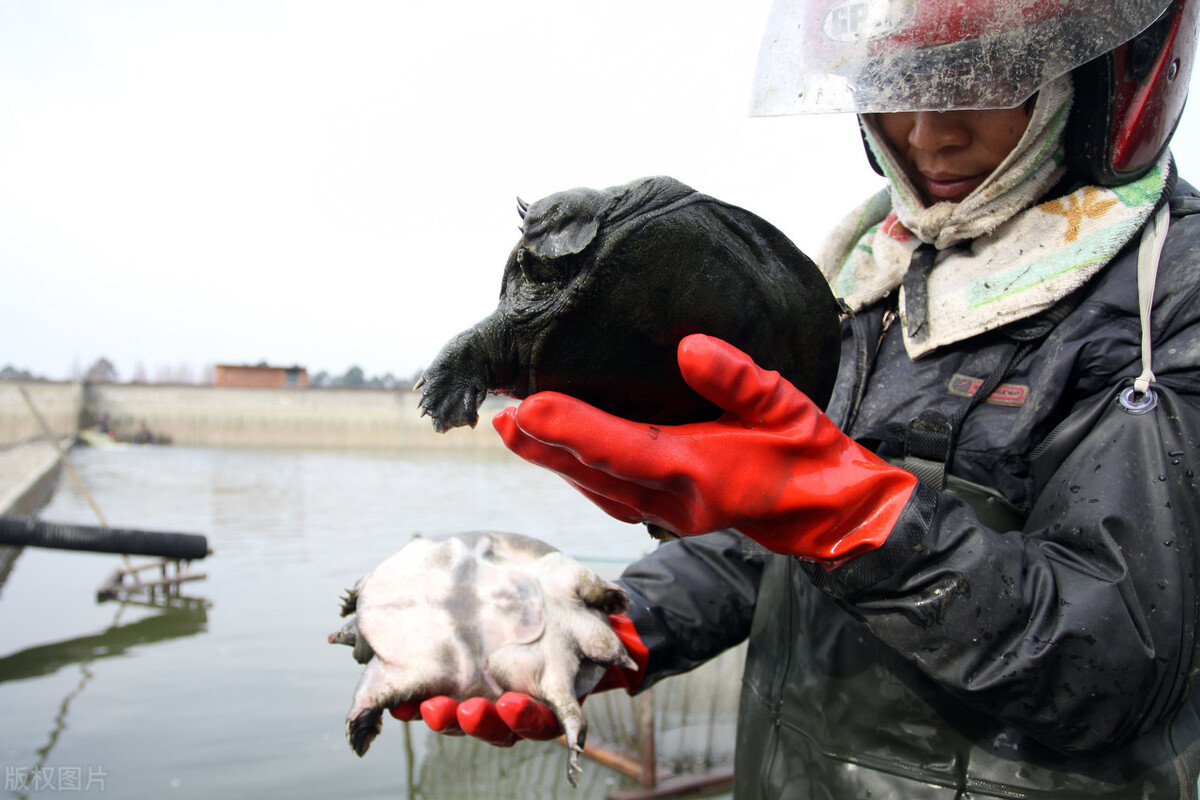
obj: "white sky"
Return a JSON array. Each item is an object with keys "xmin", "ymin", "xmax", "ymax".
[{"xmin": 3, "ymin": 1, "xmax": 1199, "ymax": 382}]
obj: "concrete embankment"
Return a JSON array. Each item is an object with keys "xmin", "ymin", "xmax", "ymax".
[
  {"xmin": 0, "ymin": 440, "xmax": 65, "ymax": 516},
  {"xmin": 0, "ymin": 439, "xmax": 67, "ymax": 586},
  {"xmin": 1, "ymin": 381, "xmax": 511, "ymax": 450},
  {"xmin": 0, "ymin": 383, "xmax": 75, "ymax": 532}
]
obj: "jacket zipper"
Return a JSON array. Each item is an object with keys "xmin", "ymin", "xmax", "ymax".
[{"xmin": 879, "ymin": 307, "xmax": 898, "ymax": 354}]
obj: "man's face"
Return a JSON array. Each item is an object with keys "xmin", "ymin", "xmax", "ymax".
[{"xmin": 873, "ymin": 104, "xmax": 1034, "ymax": 204}]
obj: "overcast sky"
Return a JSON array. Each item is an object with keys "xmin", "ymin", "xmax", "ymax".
[{"xmin": 3, "ymin": 1, "xmax": 1199, "ymax": 382}]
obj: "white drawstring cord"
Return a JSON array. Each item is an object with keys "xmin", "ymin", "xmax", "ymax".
[{"xmin": 1133, "ymin": 203, "xmax": 1171, "ymax": 397}]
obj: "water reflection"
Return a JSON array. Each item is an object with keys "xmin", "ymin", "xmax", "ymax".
[
  {"xmin": 0, "ymin": 600, "xmax": 207, "ymax": 684},
  {"xmin": 1, "ymin": 597, "xmax": 209, "ymax": 800},
  {"xmin": 418, "ymin": 733, "xmax": 624, "ymax": 800}
]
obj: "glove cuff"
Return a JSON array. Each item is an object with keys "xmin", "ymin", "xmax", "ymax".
[{"xmin": 742, "ymin": 462, "xmax": 919, "ymax": 568}]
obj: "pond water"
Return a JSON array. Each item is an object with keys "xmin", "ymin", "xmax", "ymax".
[{"xmin": 0, "ymin": 445, "xmax": 737, "ymax": 799}]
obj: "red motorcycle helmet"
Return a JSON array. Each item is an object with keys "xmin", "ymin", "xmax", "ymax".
[
  {"xmin": 751, "ymin": 0, "xmax": 1198, "ymax": 185},
  {"xmin": 1070, "ymin": 0, "xmax": 1197, "ymax": 184}
]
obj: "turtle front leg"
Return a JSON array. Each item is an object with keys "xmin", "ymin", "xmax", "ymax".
[{"xmin": 418, "ymin": 318, "xmax": 515, "ymax": 432}]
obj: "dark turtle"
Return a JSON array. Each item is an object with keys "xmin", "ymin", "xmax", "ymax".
[
  {"xmin": 416, "ymin": 175, "xmax": 842, "ymax": 432},
  {"xmin": 330, "ymin": 531, "xmax": 634, "ymax": 786}
]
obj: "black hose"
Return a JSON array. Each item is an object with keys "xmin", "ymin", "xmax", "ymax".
[{"xmin": 0, "ymin": 516, "xmax": 210, "ymax": 560}]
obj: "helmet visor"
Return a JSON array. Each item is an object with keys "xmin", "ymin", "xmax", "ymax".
[{"xmin": 751, "ymin": 0, "xmax": 1173, "ymax": 115}]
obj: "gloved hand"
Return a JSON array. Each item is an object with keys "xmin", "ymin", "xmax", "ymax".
[
  {"xmin": 493, "ymin": 333, "xmax": 918, "ymax": 566},
  {"xmin": 391, "ymin": 613, "xmax": 648, "ymax": 746}
]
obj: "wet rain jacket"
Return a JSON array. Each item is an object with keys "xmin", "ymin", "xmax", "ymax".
[{"xmin": 617, "ymin": 176, "xmax": 1200, "ymax": 798}]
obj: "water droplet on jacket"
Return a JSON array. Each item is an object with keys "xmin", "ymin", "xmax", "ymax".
[{"xmin": 1069, "ymin": 485, "xmax": 1081, "ymax": 494}]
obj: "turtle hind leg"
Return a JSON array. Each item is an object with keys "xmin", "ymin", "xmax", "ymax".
[
  {"xmin": 491, "ymin": 646, "xmax": 588, "ymax": 786},
  {"xmin": 345, "ymin": 658, "xmax": 454, "ymax": 756},
  {"xmin": 533, "ymin": 670, "xmax": 589, "ymax": 787},
  {"xmin": 345, "ymin": 659, "xmax": 395, "ymax": 757},
  {"xmin": 548, "ymin": 696, "xmax": 587, "ymax": 787},
  {"xmin": 564, "ymin": 717, "xmax": 587, "ymax": 787},
  {"xmin": 348, "ymin": 707, "xmax": 384, "ymax": 757}
]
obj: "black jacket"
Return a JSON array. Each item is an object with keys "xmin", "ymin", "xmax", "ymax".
[{"xmin": 617, "ymin": 178, "xmax": 1200, "ymax": 798}]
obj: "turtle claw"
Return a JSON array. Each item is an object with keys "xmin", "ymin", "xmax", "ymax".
[
  {"xmin": 339, "ymin": 587, "xmax": 358, "ymax": 617},
  {"xmin": 567, "ymin": 754, "xmax": 582, "ymax": 788},
  {"xmin": 416, "ymin": 372, "xmax": 485, "ymax": 432},
  {"xmin": 564, "ymin": 738, "xmax": 586, "ymax": 788}
]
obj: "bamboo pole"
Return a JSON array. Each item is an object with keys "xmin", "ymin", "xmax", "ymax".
[{"xmin": 18, "ymin": 386, "xmax": 109, "ymax": 527}]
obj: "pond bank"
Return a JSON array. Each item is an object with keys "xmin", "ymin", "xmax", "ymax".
[
  {"xmin": 0, "ymin": 437, "xmax": 66, "ymax": 588},
  {"xmin": 0, "ymin": 381, "xmax": 510, "ymax": 450}
]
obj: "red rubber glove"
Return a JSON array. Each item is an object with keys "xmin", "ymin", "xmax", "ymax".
[
  {"xmin": 389, "ymin": 614, "xmax": 648, "ymax": 746},
  {"xmin": 493, "ymin": 333, "xmax": 918, "ymax": 567}
]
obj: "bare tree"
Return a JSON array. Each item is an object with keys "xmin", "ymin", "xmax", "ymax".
[{"xmin": 84, "ymin": 358, "xmax": 119, "ymax": 384}]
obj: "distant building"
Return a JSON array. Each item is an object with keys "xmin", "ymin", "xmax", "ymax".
[{"xmin": 213, "ymin": 363, "xmax": 308, "ymax": 389}]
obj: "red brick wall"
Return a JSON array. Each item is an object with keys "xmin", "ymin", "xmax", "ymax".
[{"xmin": 213, "ymin": 365, "xmax": 308, "ymax": 389}]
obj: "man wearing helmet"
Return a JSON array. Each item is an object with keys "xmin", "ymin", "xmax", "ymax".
[{"xmin": 410, "ymin": 1, "xmax": 1200, "ymax": 796}]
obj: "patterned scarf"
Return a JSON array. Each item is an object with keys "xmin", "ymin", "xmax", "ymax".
[{"xmin": 818, "ymin": 76, "xmax": 1171, "ymax": 358}]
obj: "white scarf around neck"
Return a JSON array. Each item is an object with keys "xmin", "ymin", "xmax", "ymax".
[{"xmin": 819, "ymin": 76, "xmax": 1172, "ymax": 358}]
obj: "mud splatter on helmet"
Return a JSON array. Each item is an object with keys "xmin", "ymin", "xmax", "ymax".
[{"xmin": 751, "ymin": 0, "xmax": 1198, "ymax": 184}]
